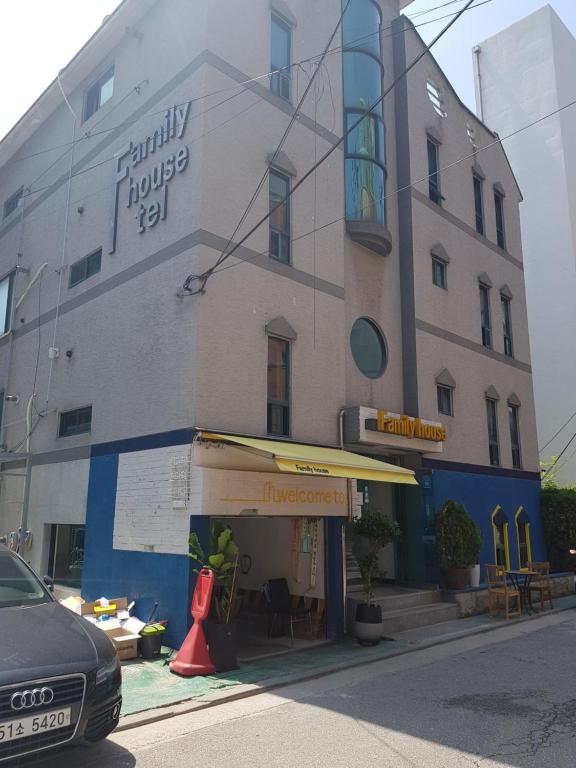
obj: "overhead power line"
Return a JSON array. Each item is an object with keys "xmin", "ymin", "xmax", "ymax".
[
  {"xmin": 5, "ymin": 0, "xmax": 491, "ymax": 176},
  {"xmin": 180, "ymin": 0, "xmax": 479, "ymax": 295},
  {"xmin": 541, "ymin": 428, "xmax": 576, "ymax": 479},
  {"xmin": 186, "ymin": 0, "xmax": 354, "ymax": 293},
  {"xmin": 207, "ymin": 94, "xmax": 576, "ymax": 281},
  {"xmin": 539, "ymin": 408, "xmax": 576, "ymax": 454}
]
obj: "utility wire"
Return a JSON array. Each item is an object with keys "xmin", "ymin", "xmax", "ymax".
[
  {"xmin": 4, "ymin": 0, "xmax": 490, "ymax": 176},
  {"xmin": 210, "ymin": 94, "xmax": 576, "ymax": 280},
  {"xmin": 186, "ymin": 0, "xmax": 353, "ymax": 292},
  {"xmin": 181, "ymin": 0, "xmax": 479, "ymax": 295},
  {"xmin": 539, "ymin": 409, "xmax": 576, "ymax": 454},
  {"xmin": 541, "ymin": 428, "xmax": 576, "ymax": 478}
]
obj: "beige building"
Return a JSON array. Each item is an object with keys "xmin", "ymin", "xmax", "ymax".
[{"xmin": 0, "ymin": 0, "xmax": 542, "ymax": 646}]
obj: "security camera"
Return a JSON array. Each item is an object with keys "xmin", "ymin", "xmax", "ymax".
[{"xmin": 65, "ymin": 349, "xmax": 74, "ymax": 359}]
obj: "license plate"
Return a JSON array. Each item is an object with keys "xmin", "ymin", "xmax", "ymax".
[{"xmin": 0, "ymin": 708, "xmax": 71, "ymax": 744}]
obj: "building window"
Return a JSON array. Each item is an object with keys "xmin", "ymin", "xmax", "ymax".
[
  {"xmin": 84, "ymin": 66, "xmax": 114, "ymax": 122},
  {"xmin": 267, "ymin": 337, "xmax": 290, "ymax": 436},
  {"xmin": 270, "ymin": 15, "xmax": 291, "ymax": 100},
  {"xmin": 509, "ymin": 403, "xmax": 522, "ymax": 469},
  {"xmin": 0, "ymin": 392, "xmax": 4, "ymax": 436},
  {"xmin": 69, "ymin": 248, "xmax": 102, "ymax": 288},
  {"xmin": 3, "ymin": 187, "xmax": 23, "ymax": 220},
  {"xmin": 59, "ymin": 406, "xmax": 92, "ymax": 437},
  {"xmin": 501, "ymin": 295, "xmax": 513, "ymax": 357},
  {"xmin": 479, "ymin": 283, "xmax": 492, "ymax": 348},
  {"xmin": 495, "ymin": 192, "xmax": 505, "ymax": 249},
  {"xmin": 432, "ymin": 257, "xmax": 447, "ymax": 289},
  {"xmin": 473, "ymin": 173, "xmax": 484, "ymax": 235},
  {"xmin": 342, "ymin": 0, "xmax": 387, "ymax": 227},
  {"xmin": 427, "ymin": 138, "xmax": 441, "ymax": 205},
  {"xmin": 48, "ymin": 524, "xmax": 85, "ymax": 589},
  {"xmin": 269, "ymin": 170, "xmax": 291, "ymax": 264},
  {"xmin": 0, "ymin": 272, "xmax": 14, "ymax": 335},
  {"xmin": 350, "ymin": 317, "xmax": 387, "ymax": 379},
  {"xmin": 515, "ymin": 509, "xmax": 531, "ymax": 570},
  {"xmin": 486, "ymin": 397, "xmax": 500, "ymax": 466},
  {"xmin": 437, "ymin": 385, "xmax": 453, "ymax": 416},
  {"xmin": 492, "ymin": 507, "xmax": 510, "ymax": 571}
]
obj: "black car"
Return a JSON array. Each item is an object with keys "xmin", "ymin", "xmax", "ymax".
[{"xmin": 0, "ymin": 546, "xmax": 121, "ymax": 764}]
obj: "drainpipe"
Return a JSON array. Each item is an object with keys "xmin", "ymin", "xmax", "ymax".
[
  {"xmin": 473, "ymin": 45, "xmax": 484, "ymax": 121},
  {"xmin": 339, "ymin": 408, "xmax": 351, "ymax": 629},
  {"xmin": 17, "ymin": 394, "xmax": 35, "ymax": 556}
]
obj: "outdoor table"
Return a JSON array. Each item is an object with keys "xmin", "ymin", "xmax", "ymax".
[{"xmin": 507, "ymin": 570, "xmax": 539, "ymax": 614}]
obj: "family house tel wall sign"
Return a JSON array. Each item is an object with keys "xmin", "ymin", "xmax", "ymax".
[{"xmin": 109, "ymin": 101, "xmax": 192, "ymax": 253}]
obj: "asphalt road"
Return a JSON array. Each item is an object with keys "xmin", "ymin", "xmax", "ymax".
[{"xmin": 18, "ymin": 610, "xmax": 576, "ymax": 768}]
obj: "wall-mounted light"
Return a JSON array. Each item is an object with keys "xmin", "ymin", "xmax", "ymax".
[{"xmin": 4, "ymin": 395, "xmax": 20, "ymax": 404}]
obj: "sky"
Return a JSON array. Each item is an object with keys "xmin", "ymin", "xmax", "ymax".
[{"xmin": 1, "ymin": 0, "xmax": 575, "ymax": 139}]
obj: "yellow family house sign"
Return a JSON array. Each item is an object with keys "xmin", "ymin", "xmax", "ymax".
[{"xmin": 376, "ymin": 411, "xmax": 447, "ymax": 443}]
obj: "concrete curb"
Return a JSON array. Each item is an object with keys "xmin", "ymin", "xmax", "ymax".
[{"xmin": 116, "ymin": 601, "xmax": 576, "ymax": 732}]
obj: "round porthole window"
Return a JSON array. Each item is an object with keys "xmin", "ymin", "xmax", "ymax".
[{"xmin": 350, "ymin": 318, "xmax": 387, "ymax": 379}]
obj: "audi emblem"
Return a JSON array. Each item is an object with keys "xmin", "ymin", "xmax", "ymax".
[{"xmin": 10, "ymin": 687, "xmax": 54, "ymax": 711}]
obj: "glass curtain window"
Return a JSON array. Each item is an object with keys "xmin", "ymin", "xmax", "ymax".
[
  {"xmin": 271, "ymin": 16, "xmax": 291, "ymax": 100},
  {"xmin": 432, "ymin": 257, "xmax": 446, "ymax": 288},
  {"xmin": 486, "ymin": 398, "xmax": 500, "ymax": 466},
  {"xmin": 269, "ymin": 170, "xmax": 290, "ymax": 263},
  {"xmin": 342, "ymin": 0, "xmax": 386, "ymax": 225},
  {"xmin": 494, "ymin": 524, "xmax": 507, "ymax": 568},
  {"xmin": 495, "ymin": 192, "xmax": 505, "ymax": 249},
  {"xmin": 437, "ymin": 386, "xmax": 453, "ymax": 416},
  {"xmin": 518, "ymin": 524, "xmax": 529, "ymax": 568},
  {"xmin": 0, "ymin": 273, "xmax": 14, "ymax": 334},
  {"xmin": 267, "ymin": 337, "xmax": 290, "ymax": 436},
  {"xmin": 501, "ymin": 296, "xmax": 513, "ymax": 357},
  {"xmin": 473, "ymin": 174, "xmax": 484, "ymax": 235},
  {"xmin": 48, "ymin": 525, "xmax": 85, "ymax": 589},
  {"xmin": 84, "ymin": 67, "xmax": 114, "ymax": 121},
  {"xmin": 427, "ymin": 139, "xmax": 441, "ymax": 205},
  {"xmin": 509, "ymin": 404, "xmax": 521, "ymax": 469},
  {"xmin": 350, "ymin": 318, "xmax": 387, "ymax": 378},
  {"xmin": 479, "ymin": 284, "xmax": 492, "ymax": 348}
]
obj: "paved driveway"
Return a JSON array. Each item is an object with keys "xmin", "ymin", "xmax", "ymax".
[{"xmin": 23, "ymin": 610, "xmax": 576, "ymax": 768}]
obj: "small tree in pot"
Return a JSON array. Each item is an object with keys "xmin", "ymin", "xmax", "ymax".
[
  {"xmin": 189, "ymin": 524, "xmax": 240, "ymax": 671},
  {"xmin": 433, "ymin": 500, "xmax": 482, "ymax": 589},
  {"xmin": 348, "ymin": 511, "xmax": 401, "ymax": 646}
]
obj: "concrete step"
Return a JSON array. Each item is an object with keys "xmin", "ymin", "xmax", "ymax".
[
  {"xmin": 380, "ymin": 602, "xmax": 460, "ymax": 635},
  {"xmin": 372, "ymin": 589, "xmax": 440, "ymax": 612}
]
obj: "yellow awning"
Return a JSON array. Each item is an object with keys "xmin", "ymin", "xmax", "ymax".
[{"xmin": 200, "ymin": 432, "xmax": 418, "ymax": 485}]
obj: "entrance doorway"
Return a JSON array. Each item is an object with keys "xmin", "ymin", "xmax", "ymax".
[{"xmin": 214, "ymin": 517, "xmax": 328, "ymax": 661}]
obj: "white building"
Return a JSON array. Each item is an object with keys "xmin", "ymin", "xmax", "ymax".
[{"xmin": 473, "ymin": 5, "xmax": 576, "ymax": 486}]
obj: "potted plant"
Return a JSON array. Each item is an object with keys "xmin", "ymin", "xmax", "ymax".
[
  {"xmin": 189, "ymin": 523, "xmax": 240, "ymax": 672},
  {"xmin": 433, "ymin": 500, "xmax": 482, "ymax": 590},
  {"xmin": 348, "ymin": 511, "xmax": 401, "ymax": 646}
]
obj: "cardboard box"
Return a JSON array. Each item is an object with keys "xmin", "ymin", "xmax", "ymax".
[
  {"xmin": 100, "ymin": 625, "xmax": 140, "ymax": 661},
  {"xmin": 60, "ymin": 596, "xmax": 85, "ymax": 615}
]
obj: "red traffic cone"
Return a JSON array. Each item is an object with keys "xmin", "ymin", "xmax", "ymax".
[{"xmin": 170, "ymin": 568, "xmax": 216, "ymax": 677}]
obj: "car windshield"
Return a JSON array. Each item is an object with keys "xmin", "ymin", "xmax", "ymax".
[{"xmin": 0, "ymin": 552, "xmax": 50, "ymax": 608}]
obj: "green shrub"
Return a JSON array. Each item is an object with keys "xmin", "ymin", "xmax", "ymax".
[
  {"xmin": 433, "ymin": 500, "xmax": 482, "ymax": 569},
  {"xmin": 541, "ymin": 488, "xmax": 576, "ymax": 573}
]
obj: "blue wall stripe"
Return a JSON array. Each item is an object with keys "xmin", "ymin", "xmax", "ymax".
[{"xmin": 90, "ymin": 428, "xmax": 193, "ymax": 458}]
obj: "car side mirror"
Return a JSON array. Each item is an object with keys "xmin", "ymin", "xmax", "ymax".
[{"xmin": 43, "ymin": 575, "xmax": 54, "ymax": 592}]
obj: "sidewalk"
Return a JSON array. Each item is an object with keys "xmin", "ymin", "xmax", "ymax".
[{"xmin": 118, "ymin": 595, "xmax": 576, "ymax": 730}]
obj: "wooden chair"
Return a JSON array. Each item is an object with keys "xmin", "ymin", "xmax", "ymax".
[
  {"xmin": 528, "ymin": 562, "xmax": 553, "ymax": 610},
  {"xmin": 485, "ymin": 564, "xmax": 521, "ymax": 619}
]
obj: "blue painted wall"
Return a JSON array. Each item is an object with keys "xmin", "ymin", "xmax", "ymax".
[
  {"xmin": 82, "ymin": 453, "xmax": 194, "ymax": 648},
  {"xmin": 429, "ymin": 468, "xmax": 544, "ymax": 581}
]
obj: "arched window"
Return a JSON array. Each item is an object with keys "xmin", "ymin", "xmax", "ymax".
[
  {"xmin": 515, "ymin": 507, "xmax": 532, "ymax": 570},
  {"xmin": 491, "ymin": 507, "xmax": 510, "ymax": 572}
]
